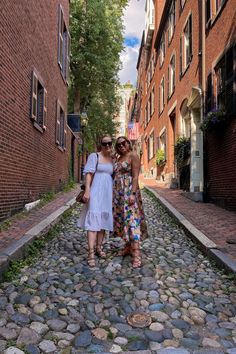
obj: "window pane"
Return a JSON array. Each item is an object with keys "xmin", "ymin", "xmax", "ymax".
[{"xmin": 32, "ymin": 97, "xmax": 37, "ymax": 118}]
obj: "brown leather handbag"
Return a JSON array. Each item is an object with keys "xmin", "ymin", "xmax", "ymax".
[{"xmin": 76, "ymin": 153, "xmax": 99, "ymax": 203}]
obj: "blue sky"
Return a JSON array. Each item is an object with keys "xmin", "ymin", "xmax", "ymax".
[
  {"xmin": 124, "ymin": 36, "xmax": 140, "ymax": 47},
  {"xmin": 119, "ymin": 0, "xmax": 145, "ymax": 85}
]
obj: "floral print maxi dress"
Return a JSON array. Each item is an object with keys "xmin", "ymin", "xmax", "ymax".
[{"xmin": 113, "ymin": 161, "xmax": 147, "ymax": 242}]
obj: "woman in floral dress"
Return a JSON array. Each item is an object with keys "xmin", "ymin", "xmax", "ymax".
[{"xmin": 113, "ymin": 136, "xmax": 147, "ymax": 268}]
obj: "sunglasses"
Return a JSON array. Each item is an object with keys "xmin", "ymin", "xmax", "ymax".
[
  {"xmin": 101, "ymin": 141, "xmax": 112, "ymax": 147},
  {"xmin": 116, "ymin": 140, "xmax": 127, "ymax": 148}
]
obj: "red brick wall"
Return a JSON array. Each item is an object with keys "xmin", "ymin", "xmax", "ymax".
[
  {"xmin": 204, "ymin": 0, "xmax": 236, "ymax": 210},
  {"xmin": 0, "ymin": 0, "xmax": 78, "ymax": 221},
  {"xmin": 205, "ymin": 119, "xmax": 236, "ymax": 210},
  {"xmin": 141, "ymin": 0, "xmax": 201, "ymax": 178}
]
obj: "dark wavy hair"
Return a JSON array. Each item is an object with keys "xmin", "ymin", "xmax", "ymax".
[{"xmin": 115, "ymin": 136, "xmax": 132, "ymax": 154}]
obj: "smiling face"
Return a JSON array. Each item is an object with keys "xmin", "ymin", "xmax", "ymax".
[{"xmin": 101, "ymin": 136, "xmax": 113, "ymax": 155}]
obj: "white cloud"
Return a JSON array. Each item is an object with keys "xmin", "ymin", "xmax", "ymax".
[
  {"xmin": 119, "ymin": 45, "xmax": 140, "ymax": 85},
  {"xmin": 123, "ymin": 0, "xmax": 146, "ymax": 39},
  {"xmin": 119, "ymin": 0, "xmax": 146, "ymax": 85}
]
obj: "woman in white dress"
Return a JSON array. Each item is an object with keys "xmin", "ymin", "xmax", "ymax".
[{"xmin": 77, "ymin": 135, "xmax": 113, "ymax": 267}]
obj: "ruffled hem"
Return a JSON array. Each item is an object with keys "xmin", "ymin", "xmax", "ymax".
[{"xmin": 77, "ymin": 211, "xmax": 113, "ymax": 232}]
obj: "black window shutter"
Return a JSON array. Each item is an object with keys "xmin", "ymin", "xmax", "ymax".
[
  {"xmin": 37, "ymin": 87, "xmax": 44, "ymax": 127},
  {"xmin": 189, "ymin": 15, "xmax": 192, "ymax": 60}
]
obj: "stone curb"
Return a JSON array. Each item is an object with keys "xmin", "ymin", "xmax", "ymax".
[
  {"xmin": 145, "ymin": 186, "xmax": 236, "ymax": 277},
  {"xmin": 0, "ymin": 197, "xmax": 77, "ymax": 281}
]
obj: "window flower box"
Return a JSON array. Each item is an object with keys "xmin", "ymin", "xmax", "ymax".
[{"xmin": 200, "ymin": 109, "xmax": 226, "ymax": 132}]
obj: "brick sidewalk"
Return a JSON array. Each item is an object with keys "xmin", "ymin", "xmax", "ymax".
[
  {"xmin": 0, "ymin": 184, "xmax": 81, "ymax": 253},
  {"xmin": 141, "ymin": 177, "xmax": 236, "ymax": 262}
]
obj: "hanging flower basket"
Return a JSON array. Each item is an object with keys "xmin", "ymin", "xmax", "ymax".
[
  {"xmin": 174, "ymin": 137, "xmax": 190, "ymax": 170},
  {"xmin": 200, "ymin": 109, "xmax": 226, "ymax": 132}
]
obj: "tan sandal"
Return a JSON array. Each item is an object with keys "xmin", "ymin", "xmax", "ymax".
[
  {"xmin": 131, "ymin": 242, "xmax": 142, "ymax": 268},
  {"xmin": 87, "ymin": 249, "xmax": 96, "ymax": 267},
  {"xmin": 117, "ymin": 242, "xmax": 132, "ymax": 257},
  {"xmin": 95, "ymin": 246, "xmax": 106, "ymax": 258}
]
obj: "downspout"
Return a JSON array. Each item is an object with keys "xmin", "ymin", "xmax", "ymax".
[
  {"xmin": 202, "ymin": 0, "xmax": 206, "ymax": 95},
  {"xmin": 201, "ymin": 0, "xmax": 206, "ymax": 198}
]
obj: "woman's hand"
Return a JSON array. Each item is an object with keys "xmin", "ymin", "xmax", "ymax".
[
  {"xmin": 83, "ymin": 190, "xmax": 90, "ymax": 203},
  {"xmin": 129, "ymin": 194, "xmax": 136, "ymax": 206}
]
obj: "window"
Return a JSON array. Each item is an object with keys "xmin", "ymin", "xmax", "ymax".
[
  {"xmin": 151, "ymin": 86, "xmax": 155, "ymax": 116},
  {"xmin": 167, "ymin": 0, "xmax": 175, "ymax": 44},
  {"xmin": 206, "ymin": 0, "xmax": 211, "ymax": 23},
  {"xmin": 183, "ymin": 117, "xmax": 191, "ymax": 138},
  {"xmin": 168, "ymin": 55, "xmax": 176, "ymax": 98},
  {"xmin": 145, "ymin": 104, "xmax": 148, "ymax": 127},
  {"xmin": 215, "ymin": 0, "xmax": 224, "ymax": 13},
  {"xmin": 159, "ymin": 77, "xmax": 165, "ymax": 114},
  {"xmin": 180, "ymin": 14, "xmax": 192, "ymax": 75},
  {"xmin": 160, "ymin": 34, "xmax": 166, "ymax": 67},
  {"xmin": 180, "ymin": 0, "xmax": 186, "ymax": 9},
  {"xmin": 56, "ymin": 101, "xmax": 67, "ymax": 150},
  {"xmin": 150, "ymin": 55, "xmax": 154, "ymax": 79},
  {"xmin": 31, "ymin": 71, "xmax": 47, "ymax": 131},
  {"xmin": 148, "ymin": 132, "xmax": 155, "ymax": 160},
  {"xmin": 206, "ymin": 73, "xmax": 213, "ymax": 113},
  {"xmin": 158, "ymin": 130, "xmax": 167, "ymax": 161},
  {"xmin": 58, "ymin": 5, "xmax": 71, "ymax": 83},
  {"xmin": 215, "ymin": 46, "xmax": 235, "ymax": 114}
]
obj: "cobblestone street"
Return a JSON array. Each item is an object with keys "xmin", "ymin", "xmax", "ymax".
[{"xmin": 0, "ymin": 191, "xmax": 236, "ymax": 354}]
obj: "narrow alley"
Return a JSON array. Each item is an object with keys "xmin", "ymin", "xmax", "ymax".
[{"xmin": 0, "ymin": 191, "xmax": 235, "ymax": 354}]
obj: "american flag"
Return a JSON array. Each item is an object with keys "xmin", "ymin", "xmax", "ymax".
[{"xmin": 128, "ymin": 122, "xmax": 139, "ymax": 141}]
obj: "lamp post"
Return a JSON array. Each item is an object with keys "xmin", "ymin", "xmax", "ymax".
[{"xmin": 80, "ymin": 111, "xmax": 88, "ymax": 179}]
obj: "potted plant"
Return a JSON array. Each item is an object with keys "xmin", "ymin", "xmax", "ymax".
[
  {"xmin": 174, "ymin": 137, "xmax": 190, "ymax": 169},
  {"xmin": 200, "ymin": 108, "xmax": 226, "ymax": 132},
  {"xmin": 156, "ymin": 149, "xmax": 166, "ymax": 167}
]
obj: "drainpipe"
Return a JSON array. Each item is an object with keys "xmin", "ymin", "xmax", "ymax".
[
  {"xmin": 202, "ymin": 0, "xmax": 206, "ymax": 95},
  {"xmin": 201, "ymin": 0, "xmax": 206, "ymax": 199}
]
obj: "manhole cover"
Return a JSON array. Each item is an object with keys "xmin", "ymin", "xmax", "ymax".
[{"xmin": 127, "ymin": 312, "xmax": 152, "ymax": 328}]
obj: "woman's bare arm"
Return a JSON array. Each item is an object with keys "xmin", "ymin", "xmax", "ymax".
[{"xmin": 83, "ymin": 173, "xmax": 93, "ymax": 203}]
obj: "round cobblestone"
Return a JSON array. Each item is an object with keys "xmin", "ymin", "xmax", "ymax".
[{"xmin": 0, "ymin": 191, "xmax": 235, "ymax": 353}]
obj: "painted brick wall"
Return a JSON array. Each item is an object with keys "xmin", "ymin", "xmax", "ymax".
[{"xmin": 0, "ymin": 0, "xmax": 79, "ymax": 221}]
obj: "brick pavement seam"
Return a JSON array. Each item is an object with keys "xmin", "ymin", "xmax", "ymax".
[
  {"xmin": 145, "ymin": 186, "xmax": 236, "ymax": 277},
  {"xmin": 0, "ymin": 197, "xmax": 77, "ymax": 280}
]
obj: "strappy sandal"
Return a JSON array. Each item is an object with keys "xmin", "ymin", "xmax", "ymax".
[
  {"xmin": 95, "ymin": 246, "xmax": 106, "ymax": 258},
  {"xmin": 117, "ymin": 242, "xmax": 132, "ymax": 257},
  {"xmin": 131, "ymin": 242, "xmax": 142, "ymax": 268},
  {"xmin": 87, "ymin": 249, "xmax": 96, "ymax": 267}
]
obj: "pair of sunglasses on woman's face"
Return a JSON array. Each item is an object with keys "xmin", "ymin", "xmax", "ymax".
[
  {"xmin": 101, "ymin": 141, "xmax": 112, "ymax": 147},
  {"xmin": 116, "ymin": 140, "xmax": 127, "ymax": 149}
]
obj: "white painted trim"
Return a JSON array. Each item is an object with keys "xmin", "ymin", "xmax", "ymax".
[{"xmin": 168, "ymin": 100, "xmax": 177, "ymax": 116}]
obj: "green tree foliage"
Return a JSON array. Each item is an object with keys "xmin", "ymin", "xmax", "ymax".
[{"xmin": 69, "ymin": 0, "xmax": 128, "ymax": 151}]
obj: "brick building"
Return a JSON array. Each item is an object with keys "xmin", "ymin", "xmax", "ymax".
[
  {"xmin": 0, "ymin": 0, "xmax": 79, "ymax": 221},
  {"xmin": 136, "ymin": 0, "xmax": 236, "ymax": 209}
]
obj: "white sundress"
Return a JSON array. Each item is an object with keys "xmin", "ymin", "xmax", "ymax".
[{"xmin": 77, "ymin": 153, "xmax": 113, "ymax": 232}]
